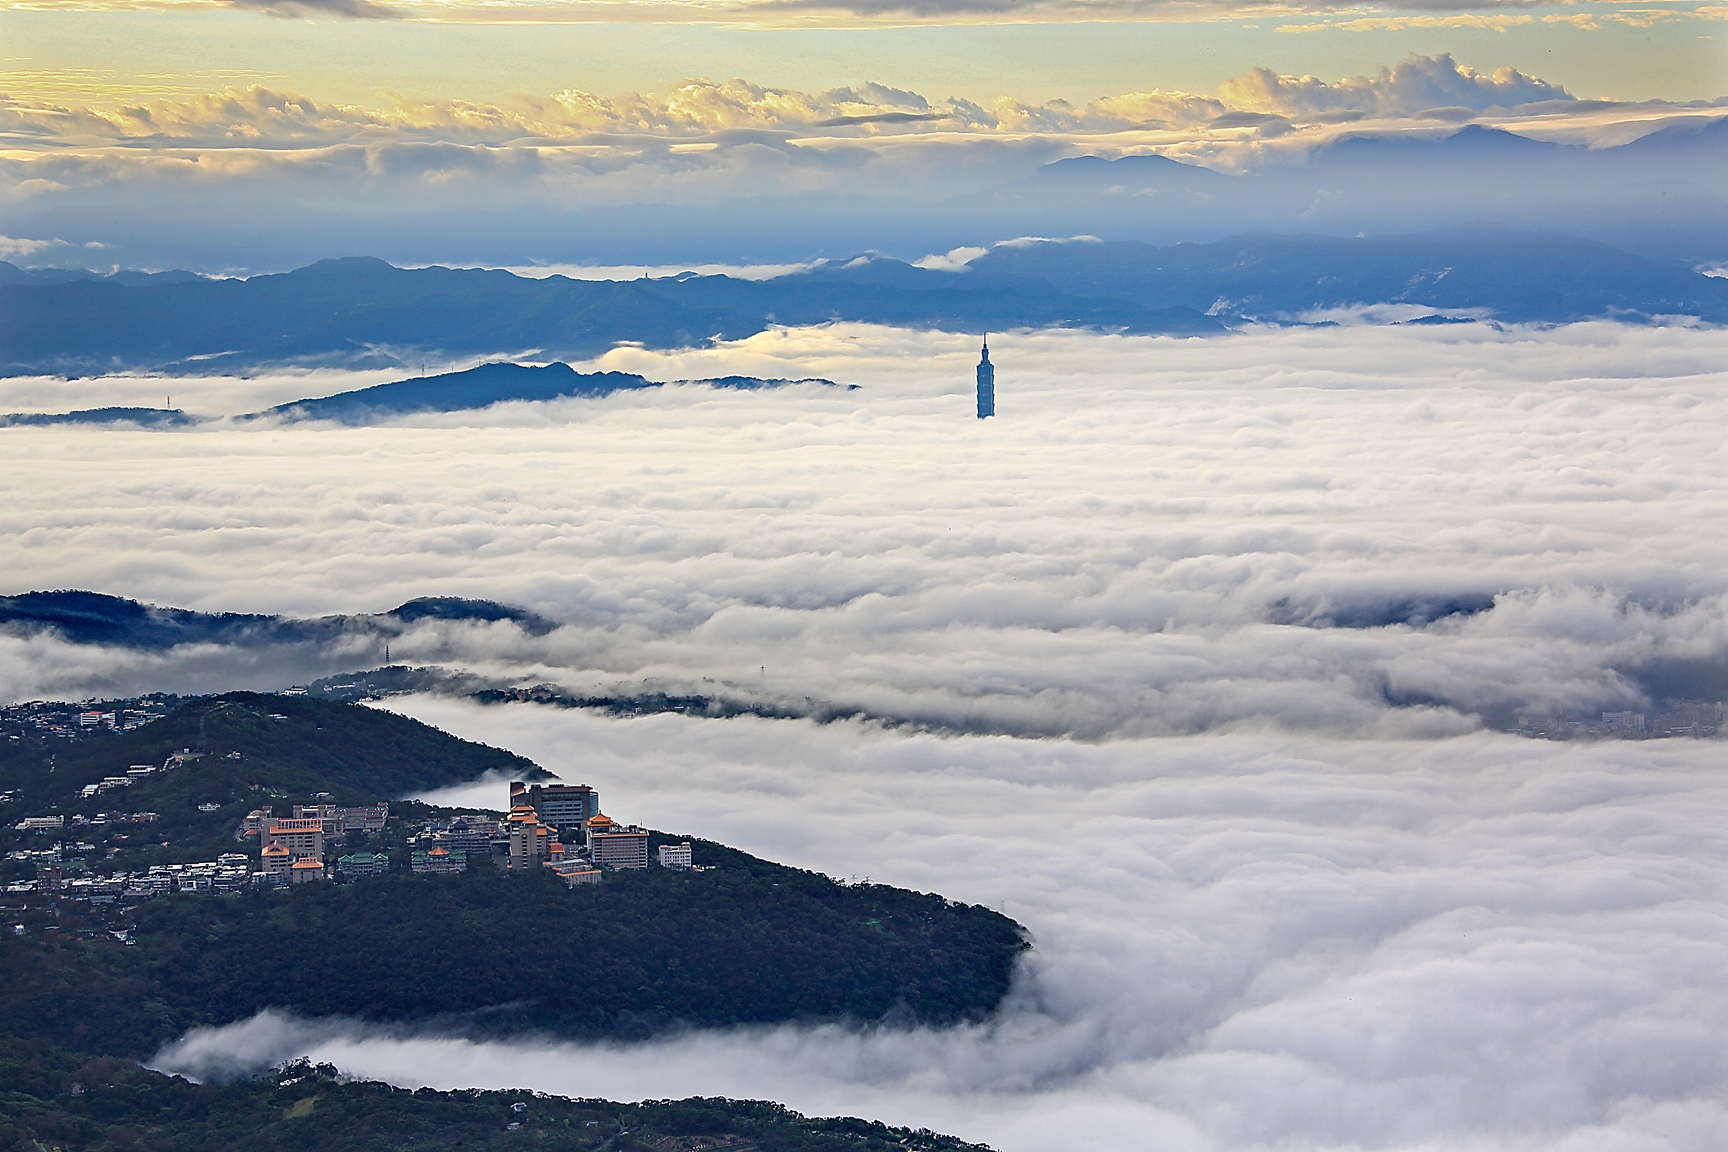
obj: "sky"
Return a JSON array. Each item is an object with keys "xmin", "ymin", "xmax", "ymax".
[{"xmin": 3, "ymin": 0, "xmax": 1724, "ymax": 270}]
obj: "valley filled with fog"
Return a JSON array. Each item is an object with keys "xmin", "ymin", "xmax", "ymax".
[
  {"xmin": 155, "ymin": 702, "xmax": 1728, "ymax": 1152},
  {"xmin": 8, "ymin": 320, "xmax": 1728, "ymax": 1150},
  {"xmin": 4, "ymin": 321, "xmax": 1726, "ymax": 733}
]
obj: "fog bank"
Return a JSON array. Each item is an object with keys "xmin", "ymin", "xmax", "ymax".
[
  {"xmin": 5, "ymin": 322, "xmax": 1726, "ymax": 736},
  {"xmin": 154, "ymin": 703, "xmax": 1728, "ymax": 1151}
]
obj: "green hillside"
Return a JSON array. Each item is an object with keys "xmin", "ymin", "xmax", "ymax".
[
  {"xmin": 4, "ymin": 851, "xmax": 1026, "ymax": 1058},
  {"xmin": 0, "ymin": 1041, "xmax": 992, "ymax": 1152},
  {"xmin": 2, "ymin": 693, "xmax": 546, "ymax": 869},
  {"xmin": 0, "ymin": 691, "xmax": 1026, "ymax": 1152}
]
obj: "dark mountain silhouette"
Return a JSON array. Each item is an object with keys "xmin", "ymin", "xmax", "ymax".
[
  {"xmin": 259, "ymin": 361, "xmax": 656, "ymax": 422},
  {"xmin": 251, "ymin": 360, "xmax": 847, "ymax": 423},
  {"xmin": 0, "ymin": 407, "xmax": 198, "ymax": 428},
  {"xmin": 0, "ymin": 590, "xmax": 553, "ymax": 650}
]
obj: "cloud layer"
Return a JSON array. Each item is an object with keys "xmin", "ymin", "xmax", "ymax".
[
  {"xmin": 4, "ymin": 321, "xmax": 1727, "ymax": 737},
  {"xmin": 0, "ymin": 55, "xmax": 1650, "ymax": 152},
  {"xmin": 4, "ymin": 54, "xmax": 1719, "ymax": 272},
  {"xmin": 153, "ymin": 703, "xmax": 1728, "ymax": 1151}
]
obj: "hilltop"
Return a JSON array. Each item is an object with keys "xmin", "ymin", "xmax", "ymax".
[
  {"xmin": 0, "ymin": 693, "xmax": 1028, "ymax": 1045},
  {"xmin": 0, "ymin": 691, "xmax": 1025, "ymax": 1151}
]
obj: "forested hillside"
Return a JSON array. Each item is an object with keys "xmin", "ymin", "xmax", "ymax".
[
  {"xmin": 0, "ymin": 691, "xmax": 1026, "ymax": 1152},
  {"xmin": 4, "ymin": 853, "xmax": 1027, "ymax": 1057},
  {"xmin": 0, "ymin": 1042, "xmax": 993, "ymax": 1152}
]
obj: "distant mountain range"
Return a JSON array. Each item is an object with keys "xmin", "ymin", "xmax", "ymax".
[
  {"xmin": 0, "ymin": 407, "xmax": 198, "ymax": 428},
  {"xmin": 5, "ymin": 120, "xmax": 1721, "ymax": 276},
  {"xmin": 7, "ymin": 222, "xmax": 1721, "ymax": 377},
  {"xmin": 989, "ymin": 122, "xmax": 1728, "ymax": 266}
]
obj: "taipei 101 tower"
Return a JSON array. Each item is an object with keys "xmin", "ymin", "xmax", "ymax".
[{"xmin": 976, "ymin": 335, "xmax": 995, "ymax": 419}]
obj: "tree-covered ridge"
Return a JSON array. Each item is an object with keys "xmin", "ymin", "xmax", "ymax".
[
  {"xmin": 0, "ymin": 1039, "xmax": 994, "ymax": 1152},
  {"xmin": 3, "ymin": 854, "xmax": 1027, "ymax": 1059},
  {"xmin": 0, "ymin": 691, "xmax": 1026, "ymax": 1152},
  {"xmin": 1, "ymin": 693, "xmax": 546, "ymax": 862}
]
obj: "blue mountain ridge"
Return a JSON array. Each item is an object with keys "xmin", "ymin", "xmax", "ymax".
[{"xmin": 2, "ymin": 223, "xmax": 1724, "ymax": 378}]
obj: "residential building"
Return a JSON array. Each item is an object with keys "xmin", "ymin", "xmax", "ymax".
[
  {"xmin": 1602, "ymin": 711, "xmax": 1646, "ymax": 733},
  {"xmin": 126, "ymin": 874, "xmax": 172, "ymax": 896},
  {"xmin": 506, "ymin": 806, "xmax": 555, "ymax": 871},
  {"xmin": 16, "ymin": 816, "xmax": 64, "ymax": 831},
  {"xmin": 510, "ymin": 781, "xmax": 600, "ymax": 833},
  {"xmin": 657, "ymin": 842, "xmax": 693, "ymax": 870},
  {"xmin": 588, "ymin": 817, "xmax": 650, "ymax": 870}
]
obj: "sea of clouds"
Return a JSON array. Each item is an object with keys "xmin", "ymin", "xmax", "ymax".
[
  {"xmin": 7, "ymin": 319, "xmax": 1728, "ymax": 1148},
  {"xmin": 4, "ymin": 321, "xmax": 1726, "ymax": 734},
  {"xmin": 152, "ymin": 700, "xmax": 1728, "ymax": 1151}
]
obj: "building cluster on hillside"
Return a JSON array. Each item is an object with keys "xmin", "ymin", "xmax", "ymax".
[
  {"xmin": 6, "ymin": 754, "xmax": 699, "ymax": 902},
  {"xmin": 406, "ymin": 781, "xmax": 695, "ymax": 886},
  {"xmin": 242, "ymin": 802, "xmax": 391, "ymax": 886},
  {"xmin": 1514, "ymin": 699, "xmax": 1724, "ymax": 740},
  {"xmin": 74, "ymin": 748, "xmax": 200, "ymax": 799},
  {"xmin": 14, "ymin": 810, "xmax": 158, "ymax": 834},
  {"xmin": 0, "ymin": 699, "xmax": 168, "ymax": 741},
  {"xmin": 7, "ymin": 854, "xmax": 252, "ymax": 899}
]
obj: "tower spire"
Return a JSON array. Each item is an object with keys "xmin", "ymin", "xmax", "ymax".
[{"xmin": 975, "ymin": 334, "xmax": 995, "ymax": 419}]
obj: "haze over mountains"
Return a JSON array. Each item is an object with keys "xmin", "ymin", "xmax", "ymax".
[
  {"xmin": 5, "ymin": 224, "xmax": 1724, "ymax": 377},
  {"xmin": 6, "ymin": 111, "xmax": 1726, "ymax": 272}
]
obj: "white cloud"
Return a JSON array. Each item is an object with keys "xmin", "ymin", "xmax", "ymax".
[
  {"xmin": 3, "ymin": 321, "xmax": 1727, "ymax": 738},
  {"xmin": 1221, "ymin": 52, "xmax": 1574, "ymax": 117},
  {"xmin": 8, "ymin": 317, "xmax": 1727, "ymax": 1150},
  {"xmin": 914, "ymin": 235, "xmax": 1099, "ymax": 271},
  {"xmin": 0, "ymin": 234, "xmax": 69, "ymax": 259},
  {"xmin": 151, "ymin": 703, "xmax": 1728, "ymax": 1151}
]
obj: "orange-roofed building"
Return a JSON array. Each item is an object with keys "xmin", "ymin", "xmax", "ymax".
[
  {"xmin": 264, "ymin": 818, "xmax": 324, "ymax": 863},
  {"xmin": 289, "ymin": 858, "xmax": 326, "ymax": 884},
  {"xmin": 260, "ymin": 839, "xmax": 292, "ymax": 879},
  {"xmin": 507, "ymin": 815, "xmax": 553, "ymax": 871}
]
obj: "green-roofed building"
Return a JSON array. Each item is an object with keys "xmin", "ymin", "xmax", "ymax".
[{"xmin": 336, "ymin": 852, "xmax": 390, "ymax": 878}]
